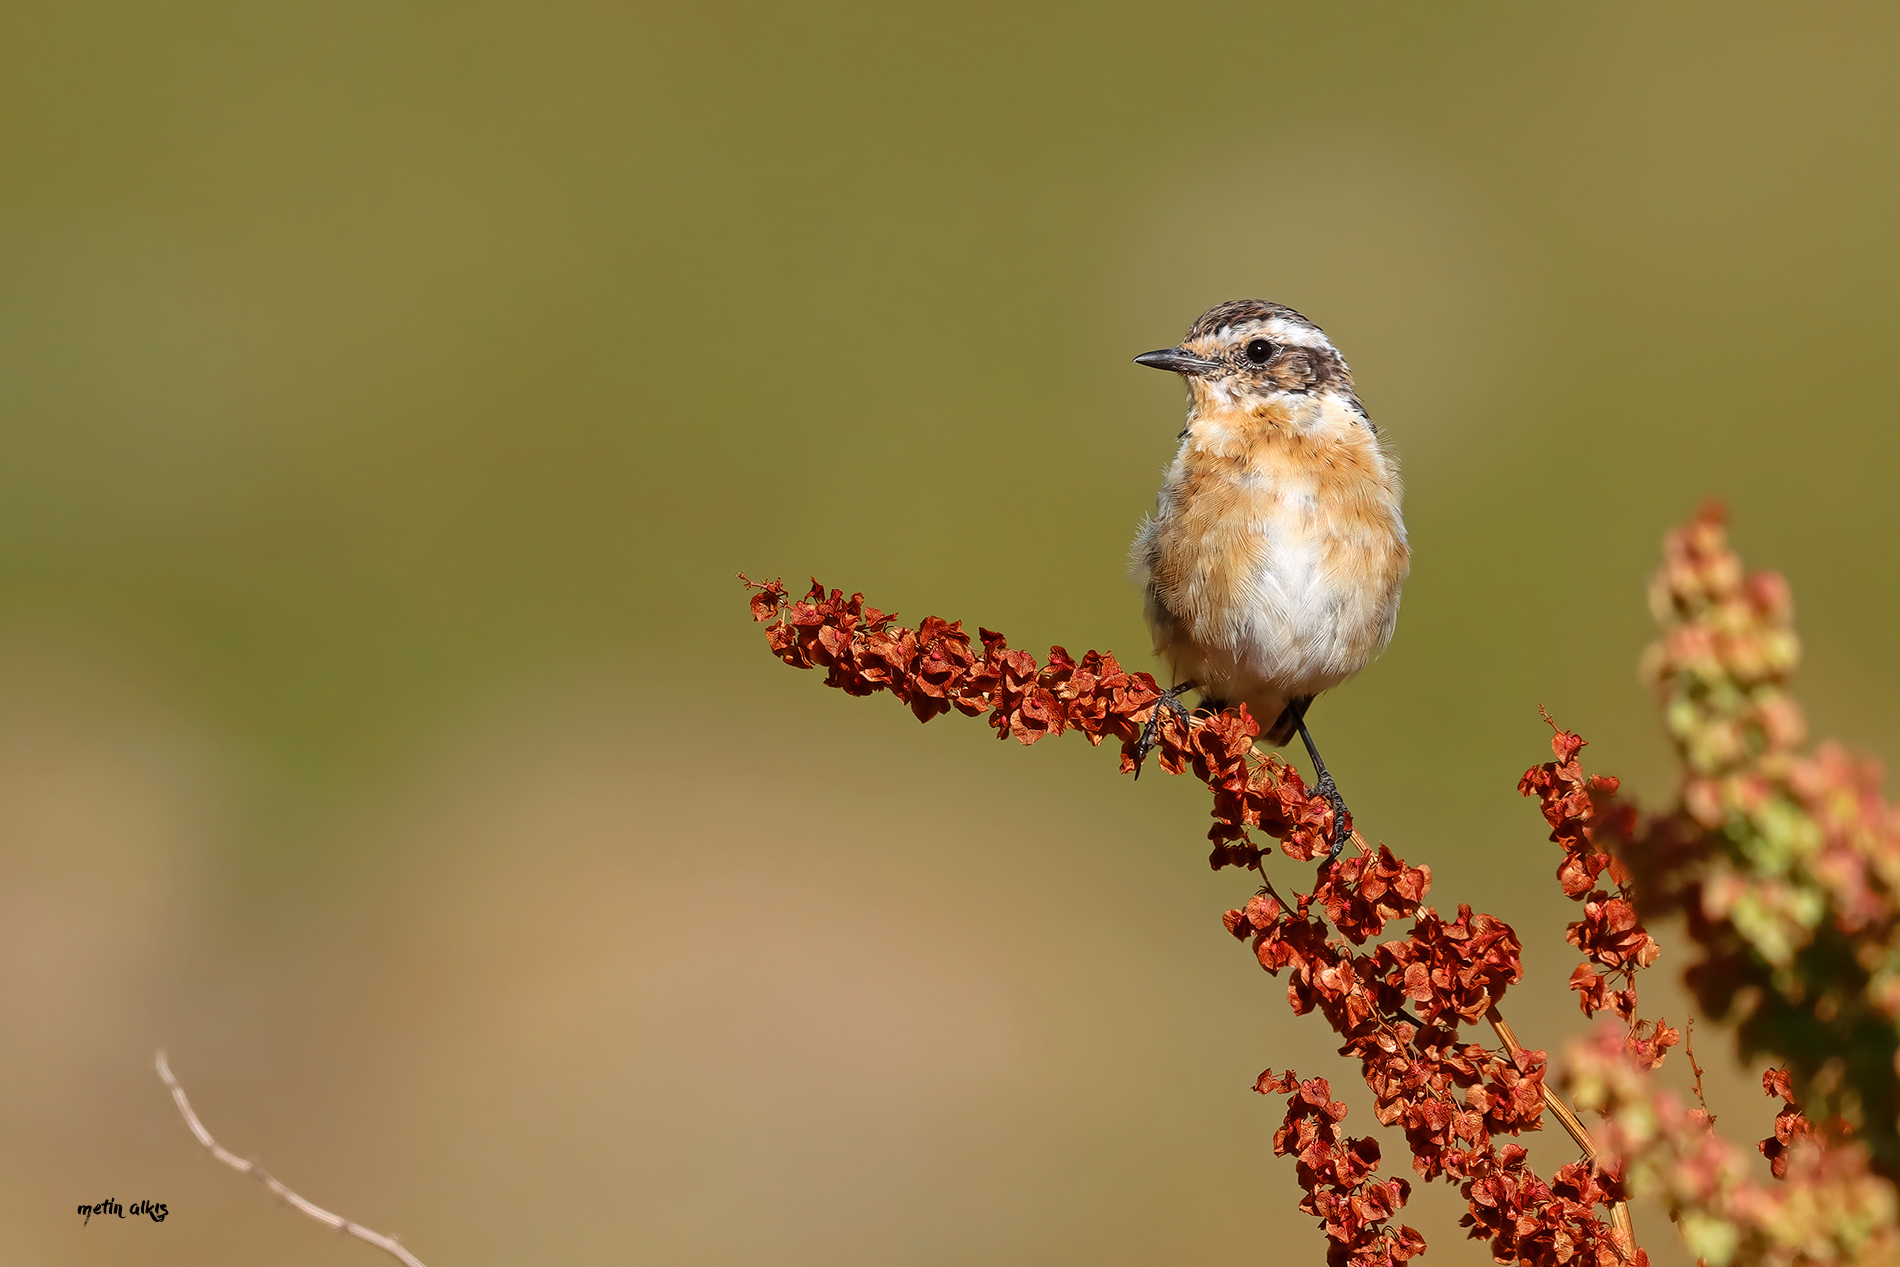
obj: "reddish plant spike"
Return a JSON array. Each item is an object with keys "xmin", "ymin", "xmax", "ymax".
[
  {"xmin": 1759, "ymin": 1066, "xmax": 1817, "ymax": 1180},
  {"xmin": 744, "ymin": 575, "xmax": 1336, "ymax": 865},
  {"xmin": 1522, "ymin": 713, "xmax": 1672, "ymax": 1072},
  {"xmin": 1259, "ymin": 1073, "xmax": 1426, "ymax": 1267},
  {"xmin": 749, "ymin": 579, "xmax": 1638, "ymax": 1265},
  {"xmin": 1213, "ymin": 871, "xmax": 1636, "ymax": 1258}
]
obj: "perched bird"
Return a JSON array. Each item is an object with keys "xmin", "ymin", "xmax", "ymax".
[{"xmin": 1130, "ymin": 300, "xmax": 1408, "ymax": 855}]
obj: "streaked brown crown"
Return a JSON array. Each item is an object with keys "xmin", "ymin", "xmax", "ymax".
[{"xmin": 1185, "ymin": 299, "xmax": 1326, "ymax": 343}]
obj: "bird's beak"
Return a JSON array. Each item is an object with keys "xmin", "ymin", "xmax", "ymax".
[{"xmin": 1133, "ymin": 347, "xmax": 1221, "ymax": 376}]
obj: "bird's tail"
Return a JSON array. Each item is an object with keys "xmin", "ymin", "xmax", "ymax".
[{"xmin": 1263, "ymin": 695, "xmax": 1314, "ymax": 747}]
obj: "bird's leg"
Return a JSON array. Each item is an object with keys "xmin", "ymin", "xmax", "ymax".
[
  {"xmin": 1288, "ymin": 700, "xmax": 1352, "ymax": 862},
  {"xmin": 1133, "ymin": 681, "xmax": 1197, "ymax": 779}
]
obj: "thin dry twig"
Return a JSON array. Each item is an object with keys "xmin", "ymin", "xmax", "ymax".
[
  {"xmin": 1486, "ymin": 1009, "xmax": 1636, "ymax": 1249},
  {"xmin": 1685, "ymin": 1015, "xmax": 1713, "ymax": 1121},
  {"xmin": 155, "ymin": 1052, "xmax": 429, "ymax": 1267}
]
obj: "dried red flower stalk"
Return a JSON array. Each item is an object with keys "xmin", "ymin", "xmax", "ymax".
[
  {"xmin": 1520, "ymin": 722, "xmax": 1653, "ymax": 1015},
  {"xmin": 1759, "ymin": 1067, "xmax": 1817, "ymax": 1182},
  {"xmin": 744, "ymin": 575, "xmax": 1339, "ymax": 865},
  {"xmin": 1260, "ymin": 1071, "xmax": 1426, "ymax": 1267},
  {"xmin": 746, "ymin": 573, "xmax": 1639, "ymax": 1266},
  {"xmin": 1224, "ymin": 876, "xmax": 1637, "ymax": 1266},
  {"xmin": 1518, "ymin": 721, "xmax": 1677, "ymax": 1072},
  {"xmin": 745, "ymin": 499, "xmax": 1900, "ymax": 1262}
]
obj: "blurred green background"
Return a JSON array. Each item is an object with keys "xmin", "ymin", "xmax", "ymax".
[{"xmin": 5, "ymin": 3, "xmax": 1898, "ymax": 1264}]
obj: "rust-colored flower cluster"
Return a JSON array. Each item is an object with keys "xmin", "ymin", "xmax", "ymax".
[
  {"xmin": 746, "ymin": 502, "xmax": 1900, "ymax": 1265},
  {"xmin": 745, "ymin": 574, "xmax": 1649, "ymax": 1265},
  {"xmin": 1518, "ymin": 722, "xmax": 1675, "ymax": 1067},
  {"xmin": 744, "ymin": 576, "xmax": 1341, "ymax": 863},
  {"xmin": 1259, "ymin": 1071, "xmax": 1425, "ymax": 1267},
  {"xmin": 1759, "ymin": 1067, "xmax": 1816, "ymax": 1182},
  {"xmin": 1223, "ymin": 871, "xmax": 1638, "ymax": 1266}
]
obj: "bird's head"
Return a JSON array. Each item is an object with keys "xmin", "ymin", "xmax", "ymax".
[{"xmin": 1134, "ymin": 299, "xmax": 1364, "ymax": 426}]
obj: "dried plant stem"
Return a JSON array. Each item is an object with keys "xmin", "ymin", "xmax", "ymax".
[
  {"xmin": 155, "ymin": 1052, "xmax": 429, "ymax": 1267},
  {"xmin": 1685, "ymin": 1016, "xmax": 1712, "ymax": 1118},
  {"xmin": 1485, "ymin": 1010, "xmax": 1636, "ymax": 1248}
]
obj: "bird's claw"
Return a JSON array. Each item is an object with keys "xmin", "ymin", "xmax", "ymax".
[
  {"xmin": 1133, "ymin": 685, "xmax": 1195, "ymax": 779},
  {"xmin": 1314, "ymin": 772, "xmax": 1352, "ymax": 865}
]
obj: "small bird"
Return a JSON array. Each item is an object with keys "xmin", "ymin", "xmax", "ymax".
[{"xmin": 1130, "ymin": 300, "xmax": 1409, "ymax": 856}]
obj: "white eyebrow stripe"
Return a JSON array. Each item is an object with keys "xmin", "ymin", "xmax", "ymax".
[
  {"xmin": 1207, "ymin": 316, "xmax": 1333, "ymax": 352},
  {"xmin": 1256, "ymin": 317, "xmax": 1333, "ymax": 351}
]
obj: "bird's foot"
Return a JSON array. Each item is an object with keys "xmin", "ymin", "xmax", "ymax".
[
  {"xmin": 1133, "ymin": 684, "xmax": 1196, "ymax": 779},
  {"xmin": 1314, "ymin": 772, "xmax": 1353, "ymax": 865}
]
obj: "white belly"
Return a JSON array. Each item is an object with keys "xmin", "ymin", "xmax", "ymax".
[
  {"xmin": 1241, "ymin": 504, "xmax": 1355, "ymax": 691},
  {"xmin": 1177, "ymin": 502, "xmax": 1400, "ymax": 705}
]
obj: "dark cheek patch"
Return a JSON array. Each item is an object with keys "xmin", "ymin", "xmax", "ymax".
[{"xmin": 1270, "ymin": 350, "xmax": 1321, "ymax": 392}]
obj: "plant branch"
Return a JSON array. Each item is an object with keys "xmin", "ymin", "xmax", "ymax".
[
  {"xmin": 155, "ymin": 1052, "xmax": 429, "ymax": 1267},
  {"xmin": 1486, "ymin": 1009, "xmax": 1636, "ymax": 1247},
  {"xmin": 749, "ymin": 577, "xmax": 1650, "ymax": 1263}
]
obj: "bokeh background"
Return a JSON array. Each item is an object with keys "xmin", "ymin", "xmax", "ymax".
[{"xmin": 5, "ymin": 3, "xmax": 1898, "ymax": 1264}]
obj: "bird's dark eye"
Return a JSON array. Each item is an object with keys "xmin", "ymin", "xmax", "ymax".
[{"xmin": 1244, "ymin": 338, "xmax": 1275, "ymax": 365}]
